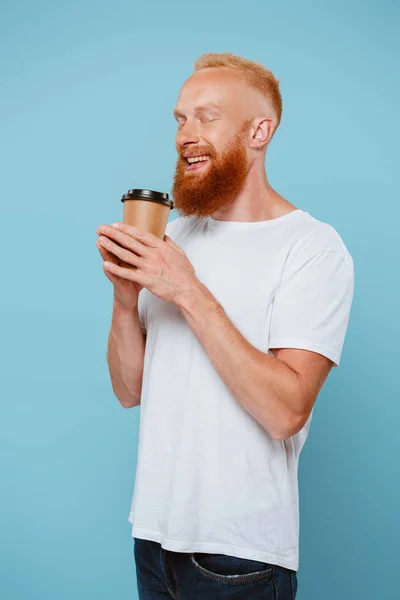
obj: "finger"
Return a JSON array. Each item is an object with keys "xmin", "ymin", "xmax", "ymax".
[
  {"xmin": 164, "ymin": 234, "xmax": 184, "ymax": 253},
  {"xmin": 98, "ymin": 224, "xmax": 151, "ymax": 257},
  {"xmin": 97, "ymin": 244, "xmax": 124, "ymax": 283},
  {"xmin": 102, "ymin": 264, "xmax": 122, "ymax": 284},
  {"xmin": 96, "ymin": 240, "xmax": 121, "ymax": 264},
  {"xmin": 111, "ymin": 222, "xmax": 161, "ymax": 249},
  {"xmin": 97, "ymin": 239, "xmax": 140, "ymax": 281},
  {"xmin": 98, "ymin": 236, "xmax": 142, "ymax": 267},
  {"xmin": 103, "ymin": 260, "xmax": 149, "ymax": 287}
]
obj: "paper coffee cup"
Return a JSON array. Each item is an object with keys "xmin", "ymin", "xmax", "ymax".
[
  {"xmin": 121, "ymin": 188, "xmax": 173, "ymax": 239},
  {"xmin": 119, "ymin": 189, "xmax": 174, "ymax": 270}
]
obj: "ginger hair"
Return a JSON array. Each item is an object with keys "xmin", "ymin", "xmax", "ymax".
[{"xmin": 194, "ymin": 52, "xmax": 282, "ymax": 132}]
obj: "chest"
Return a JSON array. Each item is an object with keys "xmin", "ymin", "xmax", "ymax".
[
  {"xmin": 143, "ymin": 230, "xmax": 288, "ymax": 351},
  {"xmin": 183, "ymin": 232, "xmax": 285, "ymax": 319}
]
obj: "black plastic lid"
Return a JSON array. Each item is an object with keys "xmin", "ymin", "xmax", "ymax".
[{"xmin": 121, "ymin": 188, "xmax": 173, "ymax": 209}]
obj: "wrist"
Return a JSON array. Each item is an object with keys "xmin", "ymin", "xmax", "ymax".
[
  {"xmin": 113, "ymin": 297, "xmax": 138, "ymax": 314},
  {"xmin": 176, "ymin": 279, "xmax": 221, "ymax": 318}
]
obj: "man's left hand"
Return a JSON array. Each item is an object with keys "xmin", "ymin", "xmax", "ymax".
[{"xmin": 96, "ymin": 221, "xmax": 199, "ymax": 306}]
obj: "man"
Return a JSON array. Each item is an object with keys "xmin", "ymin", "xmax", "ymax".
[{"xmin": 96, "ymin": 52, "xmax": 354, "ymax": 599}]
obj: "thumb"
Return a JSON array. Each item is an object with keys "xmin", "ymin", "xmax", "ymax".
[
  {"xmin": 164, "ymin": 234, "xmax": 176, "ymax": 246},
  {"xmin": 164, "ymin": 234, "xmax": 185, "ymax": 255}
]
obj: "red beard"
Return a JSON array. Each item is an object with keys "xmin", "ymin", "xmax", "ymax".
[{"xmin": 172, "ymin": 129, "xmax": 250, "ymax": 218}]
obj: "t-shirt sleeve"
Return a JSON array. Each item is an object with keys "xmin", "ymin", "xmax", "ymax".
[{"xmin": 268, "ymin": 248, "xmax": 354, "ymax": 367}]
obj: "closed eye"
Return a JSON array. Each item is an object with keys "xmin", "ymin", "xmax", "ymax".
[{"xmin": 199, "ymin": 118, "xmax": 220, "ymax": 125}]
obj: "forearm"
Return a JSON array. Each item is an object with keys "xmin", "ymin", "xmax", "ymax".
[
  {"xmin": 176, "ymin": 282, "xmax": 303, "ymax": 440},
  {"xmin": 107, "ymin": 299, "xmax": 146, "ymax": 408}
]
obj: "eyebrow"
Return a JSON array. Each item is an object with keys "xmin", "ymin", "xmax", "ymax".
[{"xmin": 173, "ymin": 103, "xmax": 224, "ymax": 119}]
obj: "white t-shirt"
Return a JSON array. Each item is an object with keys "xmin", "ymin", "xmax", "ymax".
[{"xmin": 128, "ymin": 209, "xmax": 354, "ymax": 572}]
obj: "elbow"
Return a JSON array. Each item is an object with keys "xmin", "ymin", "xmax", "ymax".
[
  {"xmin": 271, "ymin": 413, "xmax": 307, "ymax": 441},
  {"xmin": 270, "ymin": 386, "xmax": 314, "ymax": 441},
  {"xmin": 120, "ymin": 396, "xmax": 140, "ymax": 409},
  {"xmin": 115, "ymin": 388, "xmax": 141, "ymax": 408}
]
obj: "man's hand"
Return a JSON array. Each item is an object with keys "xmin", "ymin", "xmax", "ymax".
[
  {"xmin": 96, "ymin": 225, "xmax": 145, "ymax": 310},
  {"xmin": 96, "ymin": 222, "xmax": 200, "ymax": 305}
]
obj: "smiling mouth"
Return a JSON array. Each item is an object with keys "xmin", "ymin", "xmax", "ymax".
[{"xmin": 185, "ymin": 155, "xmax": 211, "ymax": 172}]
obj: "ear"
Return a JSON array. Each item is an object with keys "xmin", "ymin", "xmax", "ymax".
[{"xmin": 251, "ymin": 117, "xmax": 275, "ymax": 149}]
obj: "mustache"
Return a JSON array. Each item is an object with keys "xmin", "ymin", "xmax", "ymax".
[{"xmin": 179, "ymin": 149, "xmax": 215, "ymax": 159}]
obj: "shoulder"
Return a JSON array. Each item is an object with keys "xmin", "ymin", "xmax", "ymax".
[
  {"xmin": 279, "ymin": 211, "xmax": 354, "ymax": 286},
  {"xmin": 290, "ymin": 211, "xmax": 353, "ymax": 262}
]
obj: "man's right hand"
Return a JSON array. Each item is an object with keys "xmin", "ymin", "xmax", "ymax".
[{"xmin": 96, "ymin": 232, "xmax": 144, "ymax": 311}]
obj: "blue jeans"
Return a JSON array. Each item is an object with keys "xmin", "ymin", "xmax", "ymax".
[{"xmin": 134, "ymin": 537, "xmax": 298, "ymax": 599}]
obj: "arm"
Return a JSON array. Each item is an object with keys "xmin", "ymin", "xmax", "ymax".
[
  {"xmin": 97, "ymin": 223, "xmax": 352, "ymax": 427},
  {"xmin": 107, "ymin": 299, "xmax": 146, "ymax": 408},
  {"xmin": 176, "ymin": 282, "xmax": 333, "ymax": 440}
]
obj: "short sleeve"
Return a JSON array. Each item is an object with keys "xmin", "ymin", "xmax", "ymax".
[{"xmin": 268, "ymin": 249, "xmax": 354, "ymax": 367}]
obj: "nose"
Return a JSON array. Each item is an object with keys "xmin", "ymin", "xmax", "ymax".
[{"xmin": 176, "ymin": 121, "xmax": 200, "ymax": 149}]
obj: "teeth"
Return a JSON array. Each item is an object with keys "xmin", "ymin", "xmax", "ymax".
[{"xmin": 187, "ymin": 155, "xmax": 210, "ymax": 164}]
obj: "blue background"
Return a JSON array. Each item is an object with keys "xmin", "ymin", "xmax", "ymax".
[{"xmin": 1, "ymin": 1, "xmax": 398, "ymax": 598}]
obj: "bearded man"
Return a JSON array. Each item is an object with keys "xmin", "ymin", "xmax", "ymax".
[{"xmin": 96, "ymin": 52, "xmax": 354, "ymax": 600}]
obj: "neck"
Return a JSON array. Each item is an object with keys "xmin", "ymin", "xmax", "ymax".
[{"xmin": 209, "ymin": 162, "xmax": 297, "ymax": 222}]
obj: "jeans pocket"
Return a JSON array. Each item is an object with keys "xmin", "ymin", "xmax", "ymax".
[{"xmin": 190, "ymin": 552, "xmax": 274, "ymax": 583}]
